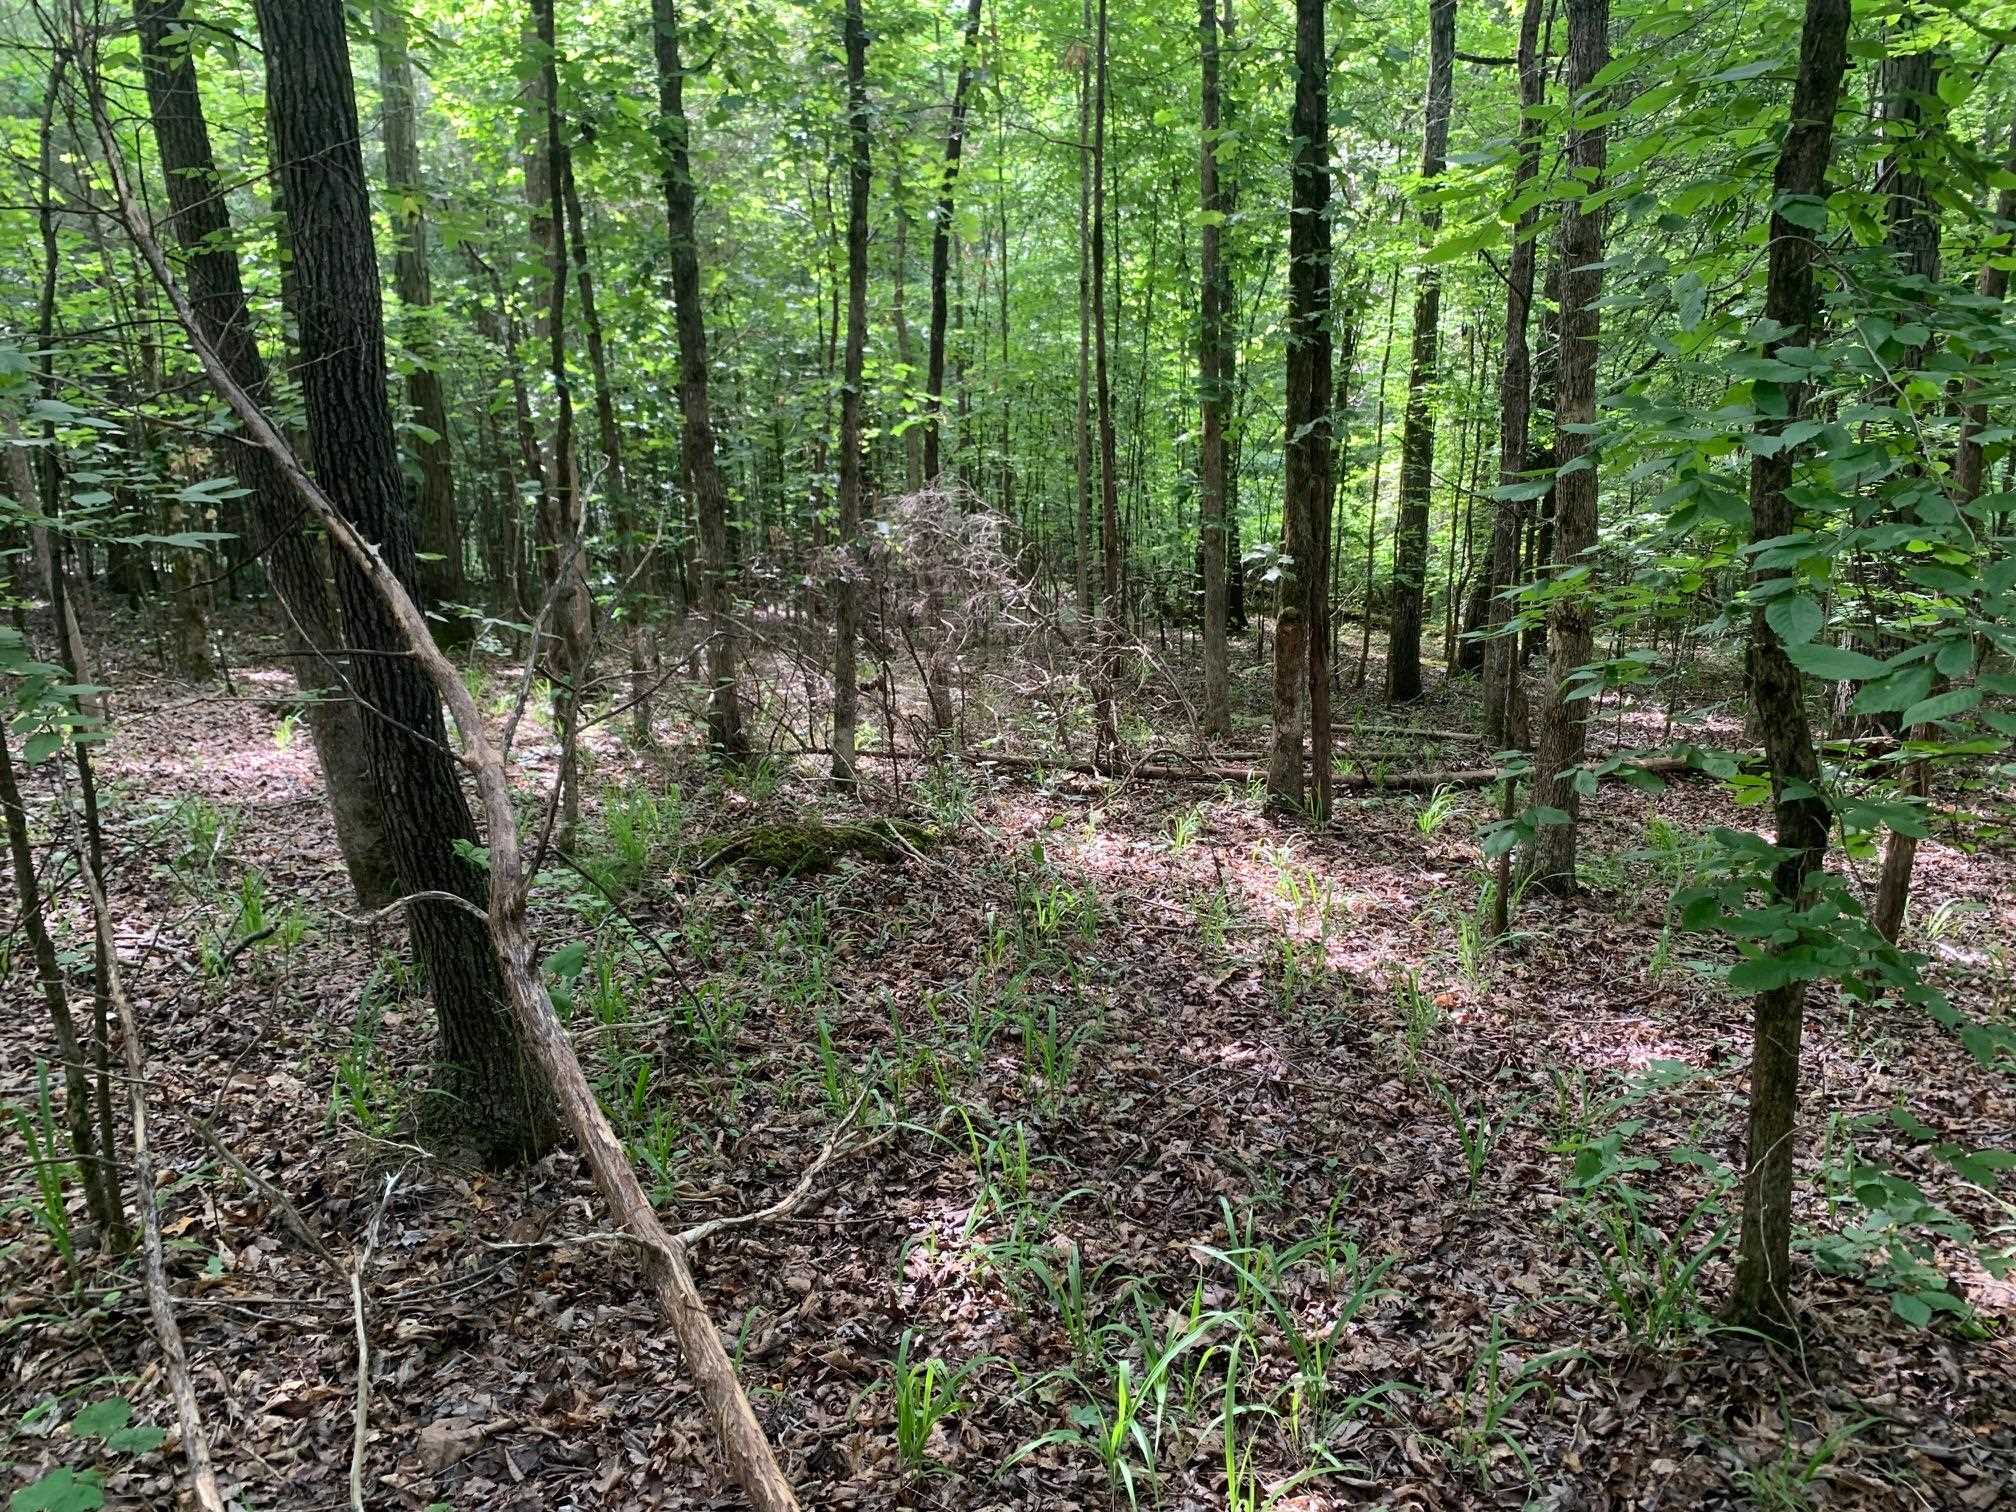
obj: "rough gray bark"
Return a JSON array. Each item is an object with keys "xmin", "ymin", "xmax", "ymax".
[{"xmin": 254, "ymin": 0, "xmax": 552, "ymax": 1164}]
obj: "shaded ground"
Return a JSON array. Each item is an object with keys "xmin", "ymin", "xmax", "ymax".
[{"xmin": 5, "ymin": 609, "xmax": 2014, "ymax": 1510}]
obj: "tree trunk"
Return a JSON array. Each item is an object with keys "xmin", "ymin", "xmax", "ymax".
[
  {"xmin": 1386, "ymin": 0, "xmax": 1455, "ymax": 705},
  {"xmin": 831, "ymin": 0, "xmax": 870, "ymax": 785},
  {"xmin": 255, "ymin": 0, "xmax": 552, "ymax": 1165},
  {"xmin": 562, "ymin": 149, "xmax": 654, "ymax": 743},
  {"xmin": 134, "ymin": 0, "xmax": 396, "ymax": 906},
  {"xmin": 530, "ymin": 0, "xmax": 593, "ymax": 848},
  {"xmin": 1268, "ymin": 0, "xmax": 1331, "ymax": 815},
  {"xmin": 0, "ymin": 720, "xmax": 127, "ymax": 1245},
  {"xmin": 374, "ymin": 0, "xmax": 464, "ymax": 620},
  {"xmin": 1870, "ymin": 41, "xmax": 1945, "ymax": 943},
  {"xmin": 652, "ymin": 0, "xmax": 748, "ymax": 762},
  {"xmin": 1075, "ymin": 0, "xmax": 1095, "ymax": 620},
  {"xmin": 1728, "ymin": 0, "xmax": 1851, "ymax": 1336},
  {"xmin": 1523, "ymin": 0, "xmax": 1607, "ymax": 890},
  {"xmin": 1480, "ymin": 1, "xmax": 1544, "ymax": 749},
  {"xmin": 1356, "ymin": 271, "xmax": 1401, "ymax": 688},
  {"xmin": 1198, "ymin": 0, "xmax": 1230, "ymax": 737},
  {"xmin": 1091, "ymin": 0, "xmax": 1123, "ymax": 763},
  {"xmin": 924, "ymin": 0, "xmax": 987, "ymax": 486}
]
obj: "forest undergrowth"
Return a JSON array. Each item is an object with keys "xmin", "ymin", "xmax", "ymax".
[{"xmin": 4, "ymin": 613, "xmax": 2013, "ymax": 1511}]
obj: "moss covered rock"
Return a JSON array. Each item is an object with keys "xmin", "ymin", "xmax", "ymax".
[{"xmin": 696, "ymin": 818, "xmax": 933, "ymax": 877}]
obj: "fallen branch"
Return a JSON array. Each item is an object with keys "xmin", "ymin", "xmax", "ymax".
[
  {"xmin": 93, "ymin": 90, "xmax": 801, "ymax": 1512},
  {"xmin": 351, "ymin": 1170, "xmax": 401, "ymax": 1512},
  {"xmin": 67, "ymin": 809, "xmax": 226, "ymax": 1512},
  {"xmin": 195, "ymin": 1118, "xmax": 341, "ymax": 1274},
  {"xmin": 671, "ymin": 1094, "xmax": 869, "ymax": 1252}
]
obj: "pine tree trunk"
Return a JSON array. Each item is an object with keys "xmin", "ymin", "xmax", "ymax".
[
  {"xmin": 1386, "ymin": 0, "xmax": 1454, "ymax": 705},
  {"xmin": 831, "ymin": 0, "xmax": 871, "ymax": 785},
  {"xmin": 1075, "ymin": 0, "xmax": 1095, "ymax": 620},
  {"xmin": 1728, "ymin": 0, "xmax": 1851, "ymax": 1336},
  {"xmin": 374, "ymin": 1, "xmax": 465, "ymax": 622},
  {"xmin": 135, "ymin": 0, "xmax": 396, "ymax": 907},
  {"xmin": 255, "ymin": 0, "xmax": 552, "ymax": 1164},
  {"xmin": 652, "ymin": 0, "xmax": 748, "ymax": 762},
  {"xmin": 1524, "ymin": 0, "xmax": 1607, "ymax": 890}
]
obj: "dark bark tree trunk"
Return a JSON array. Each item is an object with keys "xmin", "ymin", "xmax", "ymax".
[
  {"xmin": 374, "ymin": 0, "xmax": 464, "ymax": 621},
  {"xmin": 135, "ymin": 0, "xmax": 396, "ymax": 907},
  {"xmin": 831, "ymin": 0, "xmax": 870, "ymax": 785},
  {"xmin": 255, "ymin": 0, "xmax": 552, "ymax": 1164},
  {"xmin": 924, "ymin": 0, "xmax": 987, "ymax": 486},
  {"xmin": 652, "ymin": 0, "xmax": 748, "ymax": 761},
  {"xmin": 1268, "ymin": 0, "xmax": 1331, "ymax": 815},
  {"xmin": 530, "ymin": 0, "xmax": 592, "ymax": 847},
  {"xmin": 562, "ymin": 149, "xmax": 654, "ymax": 743},
  {"xmin": 1092, "ymin": 0, "xmax": 1123, "ymax": 763},
  {"xmin": 1357, "ymin": 270, "xmax": 1401, "ymax": 688},
  {"xmin": 1386, "ymin": 0, "xmax": 1455, "ymax": 705},
  {"xmin": 1728, "ymin": 0, "xmax": 1851, "ymax": 1336},
  {"xmin": 1524, "ymin": 0, "xmax": 1607, "ymax": 890},
  {"xmin": 1871, "ymin": 41, "xmax": 1944, "ymax": 943},
  {"xmin": 1198, "ymin": 0, "xmax": 1230, "ymax": 737},
  {"xmin": 892, "ymin": 166, "xmax": 923, "ymax": 494},
  {"xmin": 0, "ymin": 718, "xmax": 126, "ymax": 1245},
  {"xmin": 1483, "ymin": 0, "xmax": 1545, "ymax": 749},
  {"xmin": 1075, "ymin": 0, "xmax": 1095, "ymax": 620}
]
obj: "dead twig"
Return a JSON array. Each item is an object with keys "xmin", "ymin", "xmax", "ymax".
[
  {"xmin": 194, "ymin": 1118, "xmax": 342, "ymax": 1275},
  {"xmin": 351, "ymin": 1168, "xmax": 402, "ymax": 1512}
]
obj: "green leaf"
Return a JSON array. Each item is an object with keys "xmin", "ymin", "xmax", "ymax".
[
  {"xmin": 10, "ymin": 1468, "xmax": 105, "ymax": 1512},
  {"xmin": 1899, "ymin": 688, "xmax": 1979, "ymax": 728},
  {"xmin": 105, "ymin": 1425, "xmax": 166, "ymax": 1454},
  {"xmin": 1784, "ymin": 642, "xmax": 1885, "ymax": 680},
  {"xmin": 1763, "ymin": 594, "xmax": 1822, "ymax": 646},
  {"xmin": 1890, "ymin": 1292, "xmax": 1932, "ymax": 1327},
  {"xmin": 70, "ymin": 1400, "xmax": 132, "ymax": 1440}
]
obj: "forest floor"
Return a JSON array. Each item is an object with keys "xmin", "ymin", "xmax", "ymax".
[{"xmin": 5, "ymin": 605, "xmax": 2015, "ymax": 1511}]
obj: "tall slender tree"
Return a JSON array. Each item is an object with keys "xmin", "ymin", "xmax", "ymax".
[
  {"xmin": 1197, "ymin": 0, "xmax": 1230, "ymax": 737},
  {"xmin": 831, "ymin": 0, "xmax": 871, "ymax": 784},
  {"xmin": 924, "ymin": 0, "xmax": 988, "ymax": 485},
  {"xmin": 1524, "ymin": 0, "xmax": 1607, "ymax": 890},
  {"xmin": 1482, "ymin": 0, "xmax": 1545, "ymax": 750},
  {"xmin": 374, "ymin": 1, "xmax": 463, "ymax": 618},
  {"xmin": 1091, "ymin": 0, "xmax": 1122, "ymax": 761},
  {"xmin": 134, "ymin": 0, "xmax": 395, "ymax": 906},
  {"xmin": 530, "ymin": 0, "xmax": 593, "ymax": 846},
  {"xmin": 1727, "ymin": 0, "xmax": 1852, "ymax": 1334},
  {"xmin": 652, "ymin": 0, "xmax": 748, "ymax": 761},
  {"xmin": 1387, "ymin": 0, "xmax": 1456, "ymax": 704},
  {"xmin": 1266, "ymin": 0, "xmax": 1332, "ymax": 813},
  {"xmin": 252, "ymin": 0, "xmax": 550, "ymax": 1162}
]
